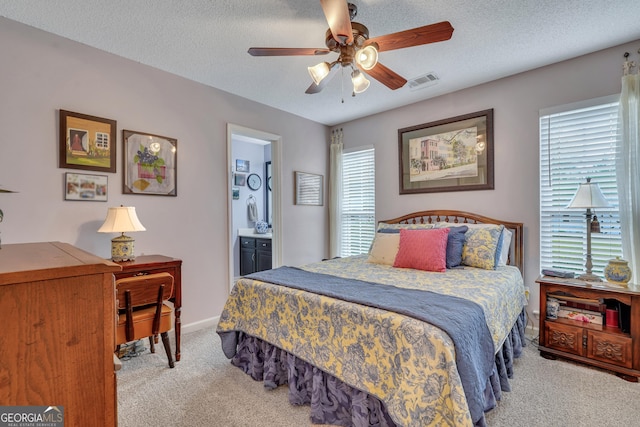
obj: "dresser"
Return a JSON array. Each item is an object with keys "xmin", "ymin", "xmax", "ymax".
[{"xmin": 0, "ymin": 242, "xmax": 122, "ymax": 426}]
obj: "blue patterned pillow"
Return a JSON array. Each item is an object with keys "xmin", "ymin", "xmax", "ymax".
[
  {"xmin": 445, "ymin": 225, "xmax": 468, "ymax": 268},
  {"xmin": 461, "ymin": 225, "xmax": 504, "ymax": 270}
]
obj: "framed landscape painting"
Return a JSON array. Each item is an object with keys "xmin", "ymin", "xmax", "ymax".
[{"xmin": 398, "ymin": 109, "xmax": 494, "ymax": 194}]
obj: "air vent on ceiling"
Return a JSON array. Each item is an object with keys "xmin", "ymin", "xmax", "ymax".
[{"xmin": 407, "ymin": 72, "xmax": 439, "ymax": 91}]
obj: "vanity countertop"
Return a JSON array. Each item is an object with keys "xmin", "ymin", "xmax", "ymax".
[{"xmin": 238, "ymin": 228, "xmax": 272, "ymax": 239}]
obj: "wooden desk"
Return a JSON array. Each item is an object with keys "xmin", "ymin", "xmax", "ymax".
[{"xmin": 114, "ymin": 255, "xmax": 183, "ymax": 361}]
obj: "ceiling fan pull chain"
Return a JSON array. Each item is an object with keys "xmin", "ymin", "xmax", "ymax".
[{"xmin": 341, "ymin": 66, "xmax": 345, "ymax": 103}]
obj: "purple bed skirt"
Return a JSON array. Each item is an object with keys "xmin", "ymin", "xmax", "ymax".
[{"xmin": 230, "ymin": 310, "xmax": 527, "ymax": 427}]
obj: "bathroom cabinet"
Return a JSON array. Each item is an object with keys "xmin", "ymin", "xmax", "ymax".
[{"xmin": 240, "ymin": 236, "xmax": 272, "ymax": 275}]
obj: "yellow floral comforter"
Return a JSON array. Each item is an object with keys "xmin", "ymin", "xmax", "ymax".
[{"xmin": 217, "ymin": 256, "xmax": 525, "ymax": 426}]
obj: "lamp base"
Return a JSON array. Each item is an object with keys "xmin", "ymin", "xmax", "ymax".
[
  {"xmin": 576, "ymin": 272, "xmax": 602, "ymax": 282},
  {"xmin": 111, "ymin": 234, "xmax": 136, "ymax": 262}
]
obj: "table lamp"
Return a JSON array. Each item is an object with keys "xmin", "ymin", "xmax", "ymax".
[
  {"xmin": 566, "ymin": 177, "xmax": 609, "ymax": 281},
  {"xmin": 98, "ymin": 206, "xmax": 146, "ymax": 262}
]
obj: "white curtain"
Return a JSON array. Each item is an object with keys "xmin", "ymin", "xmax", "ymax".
[
  {"xmin": 329, "ymin": 128, "xmax": 343, "ymax": 258},
  {"xmin": 616, "ymin": 58, "xmax": 640, "ymax": 277}
]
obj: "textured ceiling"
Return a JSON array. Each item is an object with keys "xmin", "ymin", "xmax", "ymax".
[{"xmin": 1, "ymin": 0, "xmax": 640, "ymax": 126}]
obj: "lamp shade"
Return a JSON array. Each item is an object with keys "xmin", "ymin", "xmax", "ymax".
[
  {"xmin": 566, "ymin": 178, "xmax": 610, "ymax": 209},
  {"xmin": 351, "ymin": 69, "xmax": 370, "ymax": 94},
  {"xmin": 355, "ymin": 44, "xmax": 378, "ymax": 70},
  {"xmin": 308, "ymin": 62, "xmax": 330, "ymax": 85},
  {"xmin": 98, "ymin": 206, "xmax": 146, "ymax": 233}
]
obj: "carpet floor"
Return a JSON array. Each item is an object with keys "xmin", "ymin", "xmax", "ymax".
[{"xmin": 117, "ymin": 327, "xmax": 640, "ymax": 426}]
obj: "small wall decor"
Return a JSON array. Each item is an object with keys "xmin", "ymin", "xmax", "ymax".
[
  {"xmin": 236, "ymin": 159, "xmax": 250, "ymax": 172},
  {"xmin": 295, "ymin": 171, "xmax": 323, "ymax": 206},
  {"xmin": 123, "ymin": 130, "xmax": 177, "ymax": 196},
  {"xmin": 234, "ymin": 173, "xmax": 246, "ymax": 186},
  {"xmin": 64, "ymin": 172, "xmax": 108, "ymax": 201},
  {"xmin": 398, "ymin": 109, "xmax": 494, "ymax": 194},
  {"xmin": 59, "ymin": 110, "xmax": 117, "ymax": 173},
  {"xmin": 232, "ymin": 187, "xmax": 240, "ymax": 200}
]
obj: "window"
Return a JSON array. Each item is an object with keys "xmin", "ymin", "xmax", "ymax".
[
  {"xmin": 340, "ymin": 146, "xmax": 375, "ymax": 257},
  {"xmin": 539, "ymin": 95, "xmax": 622, "ymax": 275}
]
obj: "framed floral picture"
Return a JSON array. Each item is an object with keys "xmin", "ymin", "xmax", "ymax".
[{"xmin": 123, "ymin": 130, "xmax": 177, "ymax": 196}]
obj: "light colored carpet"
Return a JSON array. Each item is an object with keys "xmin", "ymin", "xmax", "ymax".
[{"xmin": 117, "ymin": 328, "xmax": 640, "ymax": 426}]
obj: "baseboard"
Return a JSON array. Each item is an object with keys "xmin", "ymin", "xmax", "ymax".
[{"xmin": 182, "ymin": 316, "xmax": 219, "ymax": 335}]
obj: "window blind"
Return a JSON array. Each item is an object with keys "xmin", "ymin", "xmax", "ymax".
[
  {"xmin": 340, "ymin": 147, "xmax": 375, "ymax": 257},
  {"xmin": 539, "ymin": 95, "xmax": 622, "ymax": 275}
]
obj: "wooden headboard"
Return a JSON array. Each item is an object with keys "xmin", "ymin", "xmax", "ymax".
[{"xmin": 380, "ymin": 210, "xmax": 524, "ymax": 276}]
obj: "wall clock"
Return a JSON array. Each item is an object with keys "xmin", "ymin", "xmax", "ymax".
[{"xmin": 247, "ymin": 173, "xmax": 262, "ymax": 191}]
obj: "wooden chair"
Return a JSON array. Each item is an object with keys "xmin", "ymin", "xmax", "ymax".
[{"xmin": 115, "ymin": 272, "xmax": 175, "ymax": 368}]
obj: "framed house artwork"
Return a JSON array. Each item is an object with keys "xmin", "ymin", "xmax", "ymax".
[
  {"xmin": 59, "ymin": 110, "xmax": 117, "ymax": 173},
  {"xmin": 398, "ymin": 109, "xmax": 494, "ymax": 194}
]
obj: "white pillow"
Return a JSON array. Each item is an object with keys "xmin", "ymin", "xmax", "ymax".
[
  {"xmin": 367, "ymin": 233, "xmax": 401, "ymax": 265},
  {"xmin": 498, "ymin": 228, "xmax": 512, "ymax": 266}
]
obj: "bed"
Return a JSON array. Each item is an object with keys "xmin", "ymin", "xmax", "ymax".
[{"xmin": 217, "ymin": 210, "xmax": 526, "ymax": 427}]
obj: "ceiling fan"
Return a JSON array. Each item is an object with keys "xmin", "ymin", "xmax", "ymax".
[{"xmin": 248, "ymin": 0, "xmax": 454, "ymax": 96}]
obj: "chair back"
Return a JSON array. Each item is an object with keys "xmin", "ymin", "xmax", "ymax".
[{"xmin": 116, "ymin": 272, "xmax": 174, "ymax": 310}]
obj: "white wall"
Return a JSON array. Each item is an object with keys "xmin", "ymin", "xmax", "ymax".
[
  {"xmin": 336, "ymin": 39, "xmax": 640, "ymax": 323},
  {"xmin": 0, "ymin": 17, "xmax": 328, "ymax": 329}
]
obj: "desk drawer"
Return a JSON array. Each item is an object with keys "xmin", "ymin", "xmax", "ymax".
[{"xmin": 114, "ymin": 265, "xmax": 177, "ymax": 280}]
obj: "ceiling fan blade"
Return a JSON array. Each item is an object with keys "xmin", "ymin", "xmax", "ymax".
[
  {"xmin": 306, "ymin": 62, "xmax": 341, "ymax": 94},
  {"xmin": 248, "ymin": 47, "xmax": 331, "ymax": 56},
  {"xmin": 320, "ymin": 0, "xmax": 354, "ymax": 45},
  {"xmin": 360, "ymin": 62, "xmax": 407, "ymax": 90},
  {"xmin": 366, "ymin": 21, "xmax": 454, "ymax": 52}
]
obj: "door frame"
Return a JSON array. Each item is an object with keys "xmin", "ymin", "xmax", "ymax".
[{"xmin": 227, "ymin": 123, "xmax": 282, "ymax": 292}]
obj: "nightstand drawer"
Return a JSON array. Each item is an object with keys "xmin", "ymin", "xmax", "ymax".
[
  {"xmin": 587, "ymin": 330, "xmax": 633, "ymax": 368},
  {"xmin": 545, "ymin": 321, "xmax": 584, "ymax": 356}
]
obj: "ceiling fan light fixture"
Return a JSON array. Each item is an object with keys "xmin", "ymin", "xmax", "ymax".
[
  {"xmin": 351, "ymin": 69, "xmax": 370, "ymax": 93},
  {"xmin": 356, "ymin": 44, "xmax": 378, "ymax": 70},
  {"xmin": 308, "ymin": 61, "xmax": 331, "ymax": 85}
]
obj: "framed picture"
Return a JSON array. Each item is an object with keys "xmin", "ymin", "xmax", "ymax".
[
  {"xmin": 234, "ymin": 173, "xmax": 246, "ymax": 186},
  {"xmin": 123, "ymin": 130, "xmax": 177, "ymax": 196},
  {"xmin": 232, "ymin": 187, "xmax": 240, "ymax": 200},
  {"xmin": 64, "ymin": 172, "xmax": 108, "ymax": 201},
  {"xmin": 236, "ymin": 159, "xmax": 250, "ymax": 172},
  {"xmin": 295, "ymin": 171, "xmax": 323, "ymax": 206},
  {"xmin": 59, "ymin": 110, "xmax": 117, "ymax": 172},
  {"xmin": 398, "ymin": 109, "xmax": 494, "ymax": 194}
]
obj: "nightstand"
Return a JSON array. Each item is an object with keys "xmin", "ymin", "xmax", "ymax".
[{"xmin": 536, "ymin": 276, "xmax": 640, "ymax": 381}]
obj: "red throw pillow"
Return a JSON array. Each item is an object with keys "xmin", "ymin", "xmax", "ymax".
[{"xmin": 393, "ymin": 228, "xmax": 449, "ymax": 272}]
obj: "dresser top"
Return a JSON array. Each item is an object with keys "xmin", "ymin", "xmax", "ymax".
[{"xmin": 0, "ymin": 242, "xmax": 121, "ymax": 285}]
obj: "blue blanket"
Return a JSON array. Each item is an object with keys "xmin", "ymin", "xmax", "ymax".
[{"xmin": 245, "ymin": 266, "xmax": 495, "ymax": 424}]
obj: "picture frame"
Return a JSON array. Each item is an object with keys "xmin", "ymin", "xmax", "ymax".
[
  {"xmin": 294, "ymin": 171, "xmax": 323, "ymax": 206},
  {"xmin": 64, "ymin": 172, "xmax": 108, "ymax": 201},
  {"xmin": 59, "ymin": 110, "xmax": 117, "ymax": 173},
  {"xmin": 234, "ymin": 173, "xmax": 246, "ymax": 186},
  {"xmin": 123, "ymin": 130, "xmax": 177, "ymax": 196},
  {"xmin": 236, "ymin": 159, "xmax": 250, "ymax": 172},
  {"xmin": 398, "ymin": 109, "xmax": 494, "ymax": 194}
]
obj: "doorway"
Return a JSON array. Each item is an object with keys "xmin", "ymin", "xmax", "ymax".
[{"xmin": 227, "ymin": 124, "xmax": 281, "ymax": 292}]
